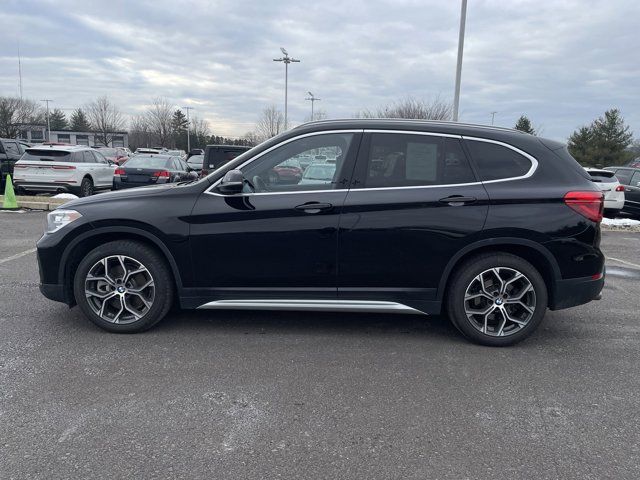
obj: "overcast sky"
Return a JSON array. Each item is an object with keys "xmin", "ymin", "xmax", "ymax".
[{"xmin": 1, "ymin": 0, "xmax": 638, "ymax": 140}]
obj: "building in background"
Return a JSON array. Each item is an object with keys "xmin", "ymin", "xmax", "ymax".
[{"xmin": 16, "ymin": 125, "xmax": 128, "ymax": 147}]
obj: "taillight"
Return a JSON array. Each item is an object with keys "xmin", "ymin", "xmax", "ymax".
[
  {"xmin": 153, "ymin": 170, "xmax": 170, "ymax": 178},
  {"xmin": 615, "ymin": 185, "xmax": 625, "ymax": 192},
  {"xmin": 51, "ymin": 165, "xmax": 76, "ymax": 170},
  {"xmin": 564, "ymin": 191, "xmax": 604, "ymax": 223},
  {"xmin": 114, "ymin": 168, "xmax": 126, "ymax": 176}
]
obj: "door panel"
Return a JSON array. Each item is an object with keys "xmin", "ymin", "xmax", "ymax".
[
  {"xmin": 186, "ymin": 131, "xmax": 361, "ymax": 302},
  {"xmin": 337, "ymin": 132, "xmax": 488, "ymax": 308}
]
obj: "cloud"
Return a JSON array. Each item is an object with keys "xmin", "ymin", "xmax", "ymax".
[{"xmin": 0, "ymin": 0, "xmax": 637, "ymax": 140}]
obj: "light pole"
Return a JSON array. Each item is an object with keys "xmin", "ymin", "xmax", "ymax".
[
  {"xmin": 182, "ymin": 106, "xmax": 193, "ymax": 152},
  {"xmin": 41, "ymin": 99, "xmax": 52, "ymax": 141},
  {"xmin": 490, "ymin": 111, "xmax": 497, "ymax": 125},
  {"xmin": 273, "ymin": 47, "xmax": 300, "ymax": 129},
  {"xmin": 305, "ymin": 92, "xmax": 321, "ymax": 121},
  {"xmin": 452, "ymin": 0, "xmax": 467, "ymax": 122}
]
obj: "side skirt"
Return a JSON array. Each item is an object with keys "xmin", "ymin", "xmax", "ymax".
[{"xmin": 196, "ymin": 299, "xmax": 427, "ymax": 315}]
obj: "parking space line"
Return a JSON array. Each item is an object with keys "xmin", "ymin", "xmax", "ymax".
[
  {"xmin": 0, "ymin": 248, "xmax": 37, "ymax": 265},
  {"xmin": 607, "ymin": 257, "xmax": 640, "ymax": 269}
]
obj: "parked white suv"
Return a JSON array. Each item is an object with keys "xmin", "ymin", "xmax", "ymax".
[
  {"xmin": 585, "ymin": 168, "xmax": 625, "ymax": 214},
  {"xmin": 13, "ymin": 145, "xmax": 115, "ymax": 197}
]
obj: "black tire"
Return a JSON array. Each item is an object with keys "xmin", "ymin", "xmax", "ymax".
[
  {"xmin": 80, "ymin": 177, "xmax": 94, "ymax": 197},
  {"xmin": 73, "ymin": 240, "xmax": 174, "ymax": 333},
  {"xmin": 446, "ymin": 253, "xmax": 548, "ymax": 347}
]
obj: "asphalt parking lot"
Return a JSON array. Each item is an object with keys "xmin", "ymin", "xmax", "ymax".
[{"xmin": 1, "ymin": 211, "xmax": 639, "ymax": 479}]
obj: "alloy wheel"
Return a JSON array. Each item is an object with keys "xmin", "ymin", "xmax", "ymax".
[
  {"xmin": 463, "ymin": 267, "xmax": 536, "ymax": 337},
  {"xmin": 84, "ymin": 255, "xmax": 155, "ymax": 324}
]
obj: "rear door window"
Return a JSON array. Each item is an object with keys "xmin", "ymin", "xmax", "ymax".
[
  {"xmin": 361, "ymin": 134, "xmax": 476, "ymax": 188},
  {"xmin": 4, "ymin": 141, "xmax": 20, "ymax": 155},
  {"xmin": 630, "ymin": 172, "xmax": 640, "ymax": 188},
  {"xmin": 82, "ymin": 151, "xmax": 96, "ymax": 163},
  {"xmin": 465, "ymin": 140, "xmax": 533, "ymax": 181}
]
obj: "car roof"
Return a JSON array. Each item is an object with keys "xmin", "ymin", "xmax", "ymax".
[
  {"xmin": 205, "ymin": 144, "xmax": 250, "ymax": 149},
  {"xmin": 129, "ymin": 154, "xmax": 172, "ymax": 159}
]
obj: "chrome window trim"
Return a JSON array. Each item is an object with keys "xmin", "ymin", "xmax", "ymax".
[
  {"xmin": 462, "ymin": 136, "xmax": 539, "ymax": 183},
  {"xmin": 204, "ymin": 129, "xmax": 540, "ymax": 197},
  {"xmin": 204, "ymin": 129, "xmax": 362, "ymax": 197}
]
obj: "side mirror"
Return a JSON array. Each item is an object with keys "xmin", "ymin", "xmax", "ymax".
[{"xmin": 218, "ymin": 169, "xmax": 245, "ymax": 194}]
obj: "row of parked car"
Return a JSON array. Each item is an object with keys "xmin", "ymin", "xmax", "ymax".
[
  {"xmin": 4, "ymin": 142, "xmax": 251, "ymax": 197},
  {"xmin": 585, "ymin": 166, "xmax": 640, "ymax": 218}
]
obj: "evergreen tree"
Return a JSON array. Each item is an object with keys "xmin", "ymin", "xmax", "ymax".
[
  {"xmin": 568, "ymin": 108, "xmax": 634, "ymax": 167},
  {"xmin": 69, "ymin": 108, "xmax": 91, "ymax": 131},
  {"xmin": 49, "ymin": 108, "xmax": 68, "ymax": 130},
  {"xmin": 514, "ymin": 115, "xmax": 536, "ymax": 135},
  {"xmin": 171, "ymin": 109, "xmax": 189, "ymax": 150}
]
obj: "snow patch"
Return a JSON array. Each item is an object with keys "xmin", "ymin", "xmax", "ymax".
[
  {"xmin": 52, "ymin": 193, "xmax": 79, "ymax": 199},
  {"xmin": 602, "ymin": 217, "xmax": 640, "ymax": 227}
]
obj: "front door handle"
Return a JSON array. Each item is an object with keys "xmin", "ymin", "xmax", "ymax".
[
  {"xmin": 295, "ymin": 202, "xmax": 333, "ymax": 214},
  {"xmin": 438, "ymin": 195, "xmax": 477, "ymax": 206}
]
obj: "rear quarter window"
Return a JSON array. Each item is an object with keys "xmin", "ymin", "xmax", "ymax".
[{"xmin": 465, "ymin": 140, "xmax": 533, "ymax": 181}]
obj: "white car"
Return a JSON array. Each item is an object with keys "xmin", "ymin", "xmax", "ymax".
[
  {"xmin": 298, "ymin": 162, "xmax": 337, "ymax": 185},
  {"xmin": 13, "ymin": 145, "xmax": 115, "ymax": 197},
  {"xmin": 585, "ymin": 168, "xmax": 625, "ymax": 213}
]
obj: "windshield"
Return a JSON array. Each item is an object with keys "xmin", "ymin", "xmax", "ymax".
[
  {"xmin": 187, "ymin": 155, "xmax": 204, "ymax": 166},
  {"xmin": 124, "ymin": 156, "xmax": 171, "ymax": 169},
  {"xmin": 21, "ymin": 149, "xmax": 72, "ymax": 161}
]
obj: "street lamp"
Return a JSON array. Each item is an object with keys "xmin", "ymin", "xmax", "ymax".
[
  {"xmin": 452, "ymin": 0, "xmax": 467, "ymax": 122},
  {"xmin": 305, "ymin": 92, "xmax": 321, "ymax": 122},
  {"xmin": 41, "ymin": 99, "xmax": 52, "ymax": 141},
  {"xmin": 273, "ymin": 47, "xmax": 300, "ymax": 130},
  {"xmin": 182, "ymin": 106, "xmax": 193, "ymax": 152}
]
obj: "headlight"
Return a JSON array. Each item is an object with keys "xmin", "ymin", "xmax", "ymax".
[{"xmin": 46, "ymin": 209, "xmax": 83, "ymax": 234}]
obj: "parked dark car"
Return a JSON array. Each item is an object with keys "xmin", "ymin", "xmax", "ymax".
[
  {"xmin": 203, "ymin": 144, "xmax": 251, "ymax": 171},
  {"xmin": 37, "ymin": 119, "xmax": 605, "ymax": 346},
  {"xmin": 112, "ymin": 154, "xmax": 195, "ymax": 190},
  {"xmin": 604, "ymin": 166, "xmax": 640, "ymax": 217},
  {"xmin": 0, "ymin": 137, "xmax": 25, "ymax": 187},
  {"xmin": 186, "ymin": 154, "xmax": 206, "ymax": 177}
]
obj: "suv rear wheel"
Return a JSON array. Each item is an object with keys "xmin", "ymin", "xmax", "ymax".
[
  {"xmin": 73, "ymin": 240, "xmax": 174, "ymax": 333},
  {"xmin": 446, "ymin": 253, "xmax": 548, "ymax": 346},
  {"xmin": 80, "ymin": 177, "xmax": 94, "ymax": 197}
]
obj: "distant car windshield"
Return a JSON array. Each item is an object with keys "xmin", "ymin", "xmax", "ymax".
[
  {"xmin": 167, "ymin": 150, "xmax": 184, "ymax": 156},
  {"xmin": 98, "ymin": 148, "xmax": 117, "ymax": 156},
  {"xmin": 303, "ymin": 164, "xmax": 335, "ymax": 180},
  {"xmin": 125, "ymin": 156, "xmax": 171, "ymax": 169},
  {"xmin": 187, "ymin": 155, "xmax": 204, "ymax": 167}
]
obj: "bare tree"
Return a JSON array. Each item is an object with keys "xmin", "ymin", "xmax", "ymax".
[
  {"xmin": 144, "ymin": 97, "xmax": 175, "ymax": 147},
  {"xmin": 85, "ymin": 96, "xmax": 125, "ymax": 146},
  {"xmin": 357, "ymin": 96, "xmax": 452, "ymax": 121},
  {"xmin": 0, "ymin": 96, "xmax": 44, "ymax": 138},
  {"xmin": 304, "ymin": 109, "xmax": 328, "ymax": 123},
  {"xmin": 190, "ymin": 116, "xmax": 211, "ymax": 149},
  {"xmin": 255, "ymin": 105, "xmax": 285, "ymax": 141},
  {"xmin": 128, "ymin": 114, "xmax": 153, "ymax": 151}
]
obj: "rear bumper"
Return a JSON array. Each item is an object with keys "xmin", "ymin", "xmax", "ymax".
[
  {"xmin": 13, "ymin": 181, "xmax": 74, "ymax": 193},
  {"xmin": 550, "ymin": 272, "xmax": 605, "ymax": 310}
]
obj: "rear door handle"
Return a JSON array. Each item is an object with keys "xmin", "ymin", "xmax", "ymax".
[
  {"xmin": 295, "ymin": 202, "xmax": 333, "ymax": 214},
  {"xmin": 438, "ymin": 195, "xmax": 477, "ymax": 206}
]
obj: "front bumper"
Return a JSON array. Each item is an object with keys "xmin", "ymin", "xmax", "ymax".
[
  {"xmin": 550, "ymin": 272, "xmax": 605, "ymax": 310},
  {"xmin": 39, "ymin": 282, "xmax": 66, "ymax": 303}
]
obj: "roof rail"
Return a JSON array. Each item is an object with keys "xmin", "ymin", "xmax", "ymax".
[{"xmin": 296, "ymin": 118, "xmax": 526, "ymax": 134}]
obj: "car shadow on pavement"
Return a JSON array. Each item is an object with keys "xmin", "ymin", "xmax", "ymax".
[{"xmin": 154, "ymin": 309, "xmax": 464, "ymax": 343}]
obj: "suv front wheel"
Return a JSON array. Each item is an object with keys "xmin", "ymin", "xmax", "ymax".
[
  {"xmin": 446, "ymin": 253, "xmax": 548, "ymax": 346},
  {"xmin": 73, "ymin": 240, "xmax": 174, "ymax": 333}
]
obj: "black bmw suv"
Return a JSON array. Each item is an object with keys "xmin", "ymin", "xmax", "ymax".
[{"xmin": 37, "ymin": 120, "xmax": 605, "ymax": 346}]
